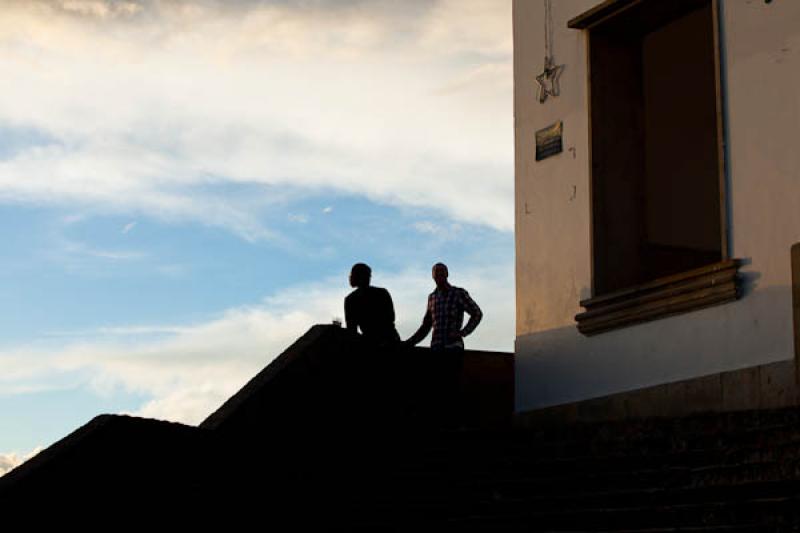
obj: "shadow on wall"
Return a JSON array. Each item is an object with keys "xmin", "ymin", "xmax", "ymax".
[{"xmin": 738, "ymin": 260, "xmax": 760, "ymax": 297}]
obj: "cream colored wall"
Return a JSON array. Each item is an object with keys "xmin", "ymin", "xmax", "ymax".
[
  {"xmin": 514, "ymin": 0, "xmax": 596, "ymax": 336},
  {"xmin": 514, "ymin": 0, "xmax": 800, "ymax": 412}
]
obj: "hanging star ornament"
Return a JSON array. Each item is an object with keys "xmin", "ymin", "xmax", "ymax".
[{"xmin": 535, "ymin": 57, "xmax": 565, "ymax": 104}]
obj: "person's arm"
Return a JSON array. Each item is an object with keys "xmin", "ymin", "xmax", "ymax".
[
  {"xmin": 405, "ymin": 309, "xmax": 432, "ymax": 346},
  {"xmin": 459, "ymin": 289, "xmax": 483, "ymax": 338},
  {"xmin": 382, "ymin": 288, "xmax": 396, "ymax": 325},
  {"xmin": 344, "ymin": 295, "xmax": 358, "ymax": 333}
]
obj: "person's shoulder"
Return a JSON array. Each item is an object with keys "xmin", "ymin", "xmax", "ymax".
[
  {"xmin": 453, "ymin": 286, "xmax": 474, "ymax": 299},
  {"xmin": 362, "ymin": 285, "xmax": 386, "ymax": 296},
  {"xmin": 345, "ymin": 288, "xmax": 361, "ymax": 302},
  {"xmin": 367, "ymin": 286, "xmax": 391, "ymax": 299}
]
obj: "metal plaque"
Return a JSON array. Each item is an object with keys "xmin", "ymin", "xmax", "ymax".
[{"xmin": 535, "ymin": 121, "xmax": 563, "ymax": 161}]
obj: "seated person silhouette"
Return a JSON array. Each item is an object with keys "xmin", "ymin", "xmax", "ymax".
[{"xmin": 344, "ymin": 263, "xmax": 401, "ymax": 346}]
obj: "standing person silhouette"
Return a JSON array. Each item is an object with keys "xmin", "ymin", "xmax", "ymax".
[
  {"xmin": 404, "ymin": 263, "xmax": 483, "ymax": 351},
  {"xmin": 404, "ymin": 263, "xmax": 483, "ymax": 426},
  {"xmin": 344, "ymin": 263, "xmax": 401, "ymax": 346}
]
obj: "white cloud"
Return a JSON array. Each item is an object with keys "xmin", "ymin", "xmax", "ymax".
[
  {"xmin": 58, "ymin": 0, "xmax": 142, "ymax": 18},
  {"xmin": 0, "ymin": 446, "xmax": 42, "ymax": 477},
  {"xmin": 62, "ymin": 213, "xmax": 87, "ymax": 225},
  {"xmin": 57, "ymin": 238, "xmax": 147, "ymax": 262},
  {"xmin": 287, "ymin": 213, "xmax": 308, "ymax": 224},
  {"xmin": 0, "ymin": 0, "xmax": 513, "ymax": 237},
  {"xmin": 0, "ymin": 261, "xmax": 514, "ymax": 427},
  {"xmin": 413, "ymin": 220, "xmax": 462, "ymax": 234},
  {"xmin": 322, "ymin": 206, "xmax": 333, "ymax": 214},
  {"xmin": 122, "ymin": 221, "xmax": 137, "ymax": 234}
]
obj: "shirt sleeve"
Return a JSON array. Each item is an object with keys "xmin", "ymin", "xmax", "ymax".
[
  {"xmin": 405, "ymin": 294, "xmax": 433, "ymax": 346},
  {"xmin": 459, "ymin": 289, "xmax": 483, "ymax": 337}
]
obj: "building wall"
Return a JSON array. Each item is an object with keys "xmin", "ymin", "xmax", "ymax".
[{"xmin": 514, "ymin": 0, "xmax": 800, "ymax": 413}]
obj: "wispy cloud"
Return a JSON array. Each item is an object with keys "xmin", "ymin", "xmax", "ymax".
[
  {"xmin": 287, "ymin": 213, "xmax": 308, "ymax": 224},
  {"xmin": 43, "ymin": 324, "xmax": 187, "ymax": 340},
  {"xmin": 0, "ymin": 0, "xmax": 512, "ymax": 238},
  {"xmin": 0, "ymin": 261, "xmax": 514, "ymax": 427},
  {"xmin": 121, "ymin": 221, "xmax": 137, "ymax": 234},
  {"xmin": 52, "ymin": 0, "xmax": 143, "ymax": 19},
  {"xmin": 413, "ymin": 220, "xmax": 462, "ymax": 235},
  {"xmin": 59, "ymin": 239, "xmax": 147, "ymax": 262},
  {"xmin": 61, "ymin": 213, "xmax": 87, "ymax": 225}
]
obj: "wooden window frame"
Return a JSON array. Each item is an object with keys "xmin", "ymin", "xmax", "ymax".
[{"xmin": 570, "ymin": 0, "xmax": 741, "ymax": 335}]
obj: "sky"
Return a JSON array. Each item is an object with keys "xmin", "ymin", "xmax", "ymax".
[{"xmin": 0, "ymin": 0, "xmax": 514, "ymax": 475}]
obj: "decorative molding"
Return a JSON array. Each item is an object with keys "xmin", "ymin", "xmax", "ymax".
[
  {"xmin": 576, "ymin": 259, "xmax": 742, "ymax": 335},
  {"xmin": 567, "ymin": 0, "xmax": 711, "ymax": 32},
  {"xmin": 567, "ymin": 0, "xmax": 642, "ymax": 29}
]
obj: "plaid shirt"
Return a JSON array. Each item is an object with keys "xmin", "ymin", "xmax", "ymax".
[{"xmin": 426, "ymin": 286, "xmax": 482, "ymax": 349}]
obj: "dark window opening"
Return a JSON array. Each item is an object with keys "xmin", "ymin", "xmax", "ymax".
[
  {"xmin": 570, "ymin": 0, "xmax": 741, "ymax": 335},
  {"xmin": 587, "ymin": 0, "xmax": 724, "ymax": 296}
]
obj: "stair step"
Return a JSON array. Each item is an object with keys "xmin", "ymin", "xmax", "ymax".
[
  {"xmin": 341, "ymin": 493, "xmax": 800, "ymax": 530},
  {"xmin": 222, "ymin": 407, "xmax": 800, "ymax": 529},
  {"xmin": 518, "ymin": 497, "xmax": 800, "ymax": 530}
]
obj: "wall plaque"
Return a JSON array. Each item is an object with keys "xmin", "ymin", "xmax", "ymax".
[{"xmin": 535, "ymin": 121, "xmax": 563, "ymax": 161}]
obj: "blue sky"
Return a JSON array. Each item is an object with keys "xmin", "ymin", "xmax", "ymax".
[{"xmin": 0, "ymin": 0, "xmax": 513, "ymax": 473}]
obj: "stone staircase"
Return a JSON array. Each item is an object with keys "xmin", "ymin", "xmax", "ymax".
[
  {"xmin": 280, "ymin": 409, "xmax": 800, "ymax": 531},
  {"xmin": 5, "ymin": 325, "xmax": 800, "ymax": 530}
]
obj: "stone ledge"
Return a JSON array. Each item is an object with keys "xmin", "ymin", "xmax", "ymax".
[{"xmin": 576, "ymin": 259, "xmax": 742, "ymax": 336}]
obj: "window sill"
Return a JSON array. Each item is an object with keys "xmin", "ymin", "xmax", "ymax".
[{"xmin": 575, "ymin": 259, "xmax": 742, "ymax": 336}]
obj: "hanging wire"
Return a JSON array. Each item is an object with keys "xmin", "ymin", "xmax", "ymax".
[
  {"xmin": 537, "ymin": 0, "xmax": 563, "ymax": 103},
  {"xmin": 544, "ymin": 0, "xmax": 553, "ymax": 66}
]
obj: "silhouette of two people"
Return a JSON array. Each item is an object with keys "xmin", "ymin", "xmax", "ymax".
[
  {"xmin": 345, "ymin": 261, "xmax": 483, "ymax": 350},
  {"xmin": 344, "ymin": 262, "xmax": 483, "ymax": 427}
]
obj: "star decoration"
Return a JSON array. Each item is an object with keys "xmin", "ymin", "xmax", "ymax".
[{"xmin": 535, "ymin": 57, "xmax": 565, "ymax": 104}]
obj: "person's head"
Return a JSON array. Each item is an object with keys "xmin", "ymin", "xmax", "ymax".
[
  {"xmin": 350, "ymin": 263, "xmax": 372, "ymax": 288},
  {"xmin": 432, "ymin": 262, "xmax": 449, "ymax": 289}
]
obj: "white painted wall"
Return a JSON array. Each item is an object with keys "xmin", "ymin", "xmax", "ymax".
[{"xmin": 514, "ymin": 0, "xmax": 800, "ymax": 412}]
